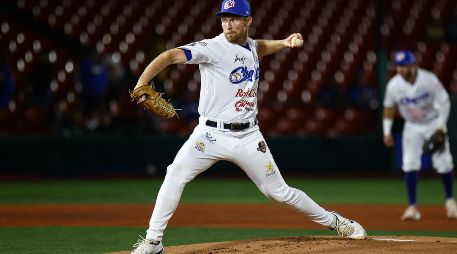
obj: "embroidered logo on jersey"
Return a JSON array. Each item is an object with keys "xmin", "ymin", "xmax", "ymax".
[
  {"xmin": 257, "ymin": 141, "xmax": 266, "ymax": 153},
  {"xmin": 224, "ymin": 0, "xmax": 235, "ymax": 9},
  {"xmin": 399, "ymin": 92, "xmax": 430, "ymax": 105},
  {"xmin": 235, "ymin": 99, "xmax": 255, "ymax": 111},
  {"xmin": 229, "ymin": 66, "xmax": 260, "ymax": 84},
  {"xmin": 265, "ymin": 161, "xmax": 276, "ymax": 177},
  {"xmin": 234, "ymin": 55, "xmax": 246, "ymax": 64},
  {"xmin": 195, "ymin": 141, "xmax": 205, "ymax": 152},
  {"xmin": 205, "ymin": 132, "xmax": 216, "ymax": 144},
  {"xmin": 235, "ymin": 88, "xmax": 256, "ymax": 97},
  {"xmin": 186, "ymin": 41, "xmax": 207, "ymax": 47}
]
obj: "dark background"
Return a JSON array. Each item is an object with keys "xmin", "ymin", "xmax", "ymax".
[{"xmin": 1, "ymin": 0, "xmax": 457, "ymax": 176}]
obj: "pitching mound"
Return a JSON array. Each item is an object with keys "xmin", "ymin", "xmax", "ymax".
[{"xmin": 108, "ymin": 235, "xmax": 457, "ymax": 254}]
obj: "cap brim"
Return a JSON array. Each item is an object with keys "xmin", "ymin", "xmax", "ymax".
[
  {"xmin": 215, "ymin": 11, "xmax": 249, "ymax": 17},
  {"xmin": 395, "ymin": 61, "xmax": 415, "ymax": 65}
]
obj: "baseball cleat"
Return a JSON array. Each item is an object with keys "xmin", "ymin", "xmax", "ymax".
[
  {"xmin": 445, "ymin": 199, "xmax": 457, "ymax": 219},
  {"xmin": 401, "ymin": 205, "xmax": 421, "ymax": 221},
  {"xmin": 131, "ymin": 236, "xmax": 164, "ymax": 254},
  {"xmin": 330, "ymin": 212, "xmax": 367, "ymax": 240}
]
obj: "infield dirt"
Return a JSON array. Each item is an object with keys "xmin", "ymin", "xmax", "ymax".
[
  {"xmin": 108, "ymin": 236, "xmax": 457, "ymax": 254},
  {"xmin": 1, "ymin": 203, "xmax": 457, "ymax": 253}
]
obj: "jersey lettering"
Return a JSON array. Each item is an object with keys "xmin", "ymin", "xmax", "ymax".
[
  {"xmin": 235, "ymin": 99, "xmax": 255, "ymax": 111},
  {"xmin": 235, "ymin": 88, "xmax": 256, "ymax": 97},
  {"xmin": 229, "ymin": 66, "xmax": 260, "ymax": 84},
  {"xmin": 399, "ymin": 92, "xmax": 430, "ymax": 106},
  {"xmin": 234, "ymin": 55, "xmax": 246, "ymax": 64}
]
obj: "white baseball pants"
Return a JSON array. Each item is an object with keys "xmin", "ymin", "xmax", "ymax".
[
  {"xmin": 146, "ymin": 117, "xmax": 334, "ymax": 241},
  {"xmin": 402, "ymin": 119, "xmax": 454, "ymax": 173}
]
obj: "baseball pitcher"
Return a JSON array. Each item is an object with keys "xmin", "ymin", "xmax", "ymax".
[
  {"xmin": 383, "ymin": 50, "xmax": 457, "ymax": 221},
  {"xmin": 130, "ymin": 1, "xmax": 367, "ymax": 253}
]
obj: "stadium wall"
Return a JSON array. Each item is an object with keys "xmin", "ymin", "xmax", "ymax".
[{"xmin": 0, "ymin": 135, "xmax": 392, "ymax": 176}]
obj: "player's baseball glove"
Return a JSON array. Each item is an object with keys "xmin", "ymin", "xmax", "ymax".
[
  {"xmin": 130, "ymin": 84, "xmax": 178, "ymax": 118},
  {"xmin": 423, "ymin": 130, "xmax": 446, "ymax": 155}
]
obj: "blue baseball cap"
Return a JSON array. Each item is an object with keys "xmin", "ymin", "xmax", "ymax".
[
  {"xmin": 394, "ymin": 50, "xmax": 416, "ymax": 65},
  {"xmin": 215, "ymin": 0, "xmax": 251, "ymax": 17}
]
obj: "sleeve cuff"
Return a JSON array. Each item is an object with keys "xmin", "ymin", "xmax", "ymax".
[{"xmin": 181, "ymin": 48, "xmax": 192, "ymax": 61}]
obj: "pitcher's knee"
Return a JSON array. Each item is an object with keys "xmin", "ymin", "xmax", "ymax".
[
  {"xmin": 260, "ymin": 182, "xmax": 293, "ymax": 203},
  {"xmin": 159, "ymin": 164, "xmax": 194, "ymax": 201},
  {"xmin": 165, "ymin": 164, "xmax": 195, "ymax": 185}
]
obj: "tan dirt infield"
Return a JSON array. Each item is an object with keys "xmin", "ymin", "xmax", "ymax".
[
  {"xmin": 108, "ymin": 236, "xmax": 457, "ymax": 254},
  {"xmin": 1, "ymin": 204, "xmax": 457, "ymax": 253}
]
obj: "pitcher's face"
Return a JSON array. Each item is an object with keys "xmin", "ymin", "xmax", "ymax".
[{"xmin": 221, "ymin": 16, "xmax": 252, "ymax": 44}]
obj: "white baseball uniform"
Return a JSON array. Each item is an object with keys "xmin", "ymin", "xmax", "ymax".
[
  {"xmin": 145, "ymin": 34, "xmax": 335, "ymax": 241},
  {"xmin": 384, "ymin": 68, "xmax": 454, "ymax": 173}
]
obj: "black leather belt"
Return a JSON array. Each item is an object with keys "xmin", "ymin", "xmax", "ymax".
[{"xmin": 205, "ymin": 119, "xmax": 258, "ymax": 131}]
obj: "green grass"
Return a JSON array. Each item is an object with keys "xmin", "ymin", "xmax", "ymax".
[
  {"xmin": 1, "ymin": 226, "xmax": 456, "ymax": 254},
  {"xmin": 0, "ymin": 178, "xmax": 454, "ymax": 204},
  {"xmin": 1, "ymin": 178, "xmax": 455, "ymax": 253}
]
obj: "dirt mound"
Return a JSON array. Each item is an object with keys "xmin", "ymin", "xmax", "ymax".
[{"xmin": 109, "ymin": 236, "xmax": 457, "ymax": 254}]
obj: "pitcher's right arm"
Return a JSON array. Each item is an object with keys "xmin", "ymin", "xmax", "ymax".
[{"xmin": 135, "ymin": 48, "xmax": 187, "ymax": 89}]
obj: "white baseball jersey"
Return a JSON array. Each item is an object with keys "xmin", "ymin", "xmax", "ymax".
[
  {"xmin": 179, "ymin": 33, "xmax": 260, "ymax": 122},
  {"xmin": 383, "ymin": 68, "xmax": 449, "ymax": 124}
]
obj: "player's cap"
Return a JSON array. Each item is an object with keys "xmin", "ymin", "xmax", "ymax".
[
  {"xmin": 215, "ymin": 0, "xmax": 251, "ymax": 17},
  {"xmin": 394, "ymin": 50, "xmax": 416, "ymax": 65}
]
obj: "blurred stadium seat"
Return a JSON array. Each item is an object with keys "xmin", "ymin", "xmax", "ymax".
[{"xmin": 1, "ymin": 0, "xmax": 457, "ymax": 136}]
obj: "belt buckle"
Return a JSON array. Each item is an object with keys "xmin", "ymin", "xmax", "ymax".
[
  {"xmin": 229, "ymin": 122, "xmax": 244, "ymax": 131},
  {"xmin": 230, "ymin": 123, "xmax": 239, "ymax": 131}
]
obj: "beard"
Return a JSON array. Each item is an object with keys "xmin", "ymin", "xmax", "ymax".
[
  {"xmin": 405, "ymin": 69, "xmax": 416, "ymax": 81},
  {"xmin": 400, "ymin": 68, "xmax": 417, "ymax": 83},
  {"xmin": 223, "ymin": 27, "xmax": 248, "ymax": 44},
  {"xmin": 224, "ymin": 32, "xmax": 240, "ymax": 43}
]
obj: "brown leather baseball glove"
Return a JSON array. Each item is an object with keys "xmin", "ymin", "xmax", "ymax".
[{"xmin": 129, "ymin": 84, "xmax": 178, "ymax": 118}]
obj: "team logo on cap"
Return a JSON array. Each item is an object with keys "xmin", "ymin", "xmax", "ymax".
[
  {"xmin": 395, "ymin": 52, "xmax": 405, "ymax": 62},
  {"xmin": 224, "ymin": 0, "xmax": 235, "ymax": 9}
]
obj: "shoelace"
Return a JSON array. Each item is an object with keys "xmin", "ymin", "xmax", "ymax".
[
  {"xmin": 132, "ymin": 235, "xmax": 159, "ymax": 248},
  {"xmin": 133, "ymin": 235, "xmax": 160, "ymax": 248},
  {"xmin": 335, "ymin": 219, "xmax": 355, "ymax": 237}
]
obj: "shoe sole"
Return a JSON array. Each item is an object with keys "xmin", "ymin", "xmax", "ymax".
[
  {"xmin": 401, "ymin": 213, "xmax": 421, "ymax": 221},
  {"xmin": 447, "ymin": 209, "xmax": 457, "ymax": 219},
  {"xmin": 348, "ymin": 234, "xmax": 368, "ymax": 240}
]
